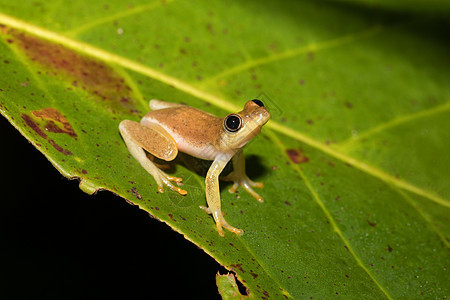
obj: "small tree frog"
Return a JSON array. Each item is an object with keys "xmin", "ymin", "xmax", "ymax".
[{"xmin": 119, "ymin": 99, "xmax": 270, "ymax": 236}]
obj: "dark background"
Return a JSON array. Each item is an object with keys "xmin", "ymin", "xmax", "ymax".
[{"xmin": 0, "ymin": 115, "xmax": 226, "ymax": 299}]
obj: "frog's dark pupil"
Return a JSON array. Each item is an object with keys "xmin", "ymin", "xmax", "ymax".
[
  {"xmin": 252, "ymin": 99, "xmax": 264, "ymax": 107},
  {"xmin": 226, "ymin": 115, "xmax": 241, "ymax": 132}
]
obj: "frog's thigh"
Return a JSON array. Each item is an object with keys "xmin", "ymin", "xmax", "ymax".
[{"xmin": 119, "ymin": 120, "xmax": 178, "ymax": 161}]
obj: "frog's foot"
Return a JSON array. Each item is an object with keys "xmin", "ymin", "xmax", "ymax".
[
  {"xmin": 199, "ymin": 206, "xmax": 244, "ymax": 237},
  {"xmin": 155, "ymin": 169, "xmax": 187, "ymax": 195},
  {"xmin": 222, "ymin": 173, "xmax": 264, "ymax": 203}
]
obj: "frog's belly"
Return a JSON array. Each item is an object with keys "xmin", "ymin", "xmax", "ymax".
[{"xmin": 171, "ymin": 131, "xmax": 220, "ymax": 161}]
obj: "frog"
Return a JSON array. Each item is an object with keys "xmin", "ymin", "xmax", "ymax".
[{"xmin": 119, "ymin": 99, "xmax": 270, "ymax": 236}]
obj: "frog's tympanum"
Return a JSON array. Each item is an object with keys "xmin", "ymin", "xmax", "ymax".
[{"xmin": 119, "ymin": 99, "xmax": 270, "ymax": 236}]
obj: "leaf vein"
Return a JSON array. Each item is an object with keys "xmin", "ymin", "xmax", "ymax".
[
  {"xmin": 268, "ymin": 121, "xmax": 450, "ymax": 208},
  {"xmin": 394, "ymin": 187, "xmax": 450, "ymax": 249},
  {"xmin": 112, "ymin": 66, "xmax": 148, "ymax": 110},
  {"xmin": 337, "ymin": 101, "xmax": 450, "ymax": 150},
  {"xmin": 65, "ymin": 0, "xmax": 175, "ymax": 37},
  {"xmin": 267, "ymin": 129, "xmax": 393, "ymax": 300},
  {"xmin": 200, "ymin": 25, "xmax": 382, "ymax": 86}
]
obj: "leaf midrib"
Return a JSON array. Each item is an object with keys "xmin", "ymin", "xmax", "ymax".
[{"xmin": 0, "ymin": 12, "xmax": 447, "ymax": 208}]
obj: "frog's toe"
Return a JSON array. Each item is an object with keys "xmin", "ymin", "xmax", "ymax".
[
  {"xmin": 220, "ymin": 221, "xmax": 244, "ymax": 236},
  {"xmin": 166, "ymin": 175, "xmax": 183, "ymax": 183},
  {"xmin": 199, "ymin": 205, "xmax": 212, "ymax": 214},
  {"xmin": 240, "ymin": 182, "xmax": 263, "ymax": 202},
  {"xmin": 226, "ymin": 225, "xmax": 244, "ymax": 236},
  {"xmin": 247, "ymin": 188, "xmax": 264, "ymax": 202},
  {"xmin": 228, "ymin": 182, "xmax": 240, "ymax": 194},
  {"xmin": 156, "ymin": 170, "xmax": 187, "ymax": 195},
  {"xmin": 227, "ymin": 179, "xmax": 262, "ymax": 193},
  {"xmin": 156, "ymin": 184, "xmax": 187, "ymax": 195},
  {"xmin": 200, "ymin": 206, "xmax": 243, "ymax": 236},
  {"xmin": 216, "ymin": 223, "xmax": 225, "ymax": 237},
  {"xmin": 216, "ymin": 217, "xmax": 243, "ymax": 237},
  {"xmin": 166, "ymin": 180, "xmax": 187, "ymax": 195},
  {"xmin": 250, "ymin": 181, "xmax": 264, "ymax": 188},
  {"xmin": 227, "ymin": 177, "xmax": 264, "ymax": 202},
  {"xmin": 170, "ymin": 185, "xmax": 188, "ymax": 195}
]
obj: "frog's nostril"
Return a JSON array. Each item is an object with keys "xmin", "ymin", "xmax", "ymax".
[{"xmin": 251, "ymin": 99, "xmax": 264, "ymax": 107}]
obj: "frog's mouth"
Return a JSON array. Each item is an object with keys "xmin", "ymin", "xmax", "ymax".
[{"xmin": 235, "ymin": 114, "xmax": 270, "ymax": 148}]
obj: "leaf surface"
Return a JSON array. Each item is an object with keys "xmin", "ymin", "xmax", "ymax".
[{"xmin": 1, "ymin": 1, "xmax": 449, "ymax": 298}]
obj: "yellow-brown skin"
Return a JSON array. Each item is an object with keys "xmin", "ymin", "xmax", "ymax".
[{"xmin": 119, "ymin": 100, "xmax": 270, "ymax": 236}]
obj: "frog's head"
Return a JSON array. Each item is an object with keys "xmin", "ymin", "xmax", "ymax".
[{"xmin": 220, "ymin": 99, "xmax": 271, "ymax": 150}]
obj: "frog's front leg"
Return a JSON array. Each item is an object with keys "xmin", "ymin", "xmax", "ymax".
[
  {"xmin": 200, "ymin": 155, "xmax": 243, "ymax": 237},
  {"xmin": 221, "ymin": 149, "xmax": 264, "ymax": 202},
  {"xmin": 119, "ymin": 120, "xmax": 187, "ymax": 195}
]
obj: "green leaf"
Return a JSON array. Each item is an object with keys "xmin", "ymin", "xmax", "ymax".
[
  {"xmin": 327, "ymin": 0, "xmax": 450, "ymax": 14},
  {"xmin": 216, "ymin": 273, "xmax": 246, "ymax": 300},
  {"xmin": 1, "ymin": 1, "xmax": 449, "ymax": 298}
]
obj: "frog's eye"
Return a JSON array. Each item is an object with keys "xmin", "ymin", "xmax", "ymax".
[
  {"xmin": 251, "ymin": 99, "xmax": 264, "ymax": 107},
  {"xmin": 224, "ymin": 114, "xmax": 242, "ymax": 133}
]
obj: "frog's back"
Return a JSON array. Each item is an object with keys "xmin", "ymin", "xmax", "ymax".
[{"xmin": 141, "ymin": 106, "xmax": 223, "ymax": 160}]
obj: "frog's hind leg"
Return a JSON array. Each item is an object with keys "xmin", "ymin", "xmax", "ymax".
[
  {"xmin": 119, "ymin": 120, "xmax": 187, "ymax": 195},
  {"xmin": 149, "ymin": 99, "xmax": 185, "ymax": 110}
]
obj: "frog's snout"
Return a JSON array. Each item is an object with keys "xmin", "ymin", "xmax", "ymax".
[
  {"xmin": 257, "ymin": 107, "xmax": 271, "ymax": 126},
  {"xmin": 241, "ymin": 99, "xmax": 271, "ymax": 127}
]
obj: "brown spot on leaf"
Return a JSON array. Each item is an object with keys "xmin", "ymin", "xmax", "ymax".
[
  {"xmin": 8, "ymin": 28, "xmax": 139, "ymax": 115},
  {"xmin": 22, "ymin": 114, "xmax": 47, "ymax": 138},
  {"xmin": 345, "ymin": 101, "xmax": 353, "ymax": 109},
  {"xmin": 387, "ymin": 245, "xmax": 393, "ymax": 252},
  {"xmin": 131, "ymin": 187, "xmax": 142, "ymax": 200},
  {"xmin": 48, "ymin": 139, "xmax": 72, "ymax": 155},
  {"xmin": 206, "ymin": 23, "xmax": 215, "ymax": 35},
  {"xmin": 32, "ymin": 107, "xmax": 77, "ymax": 138},
  {"xmin": 286, "ymin": 148, "xmax": 309, "ymax": 164},
  {"xmin": 230, "ymin": 263, "xmax": 245, "ymax": 273},
  {"xmin": 22, "ymin": 111, "xmax": 73, "ymax": 155},
  {"xmin": 228, "ymin": 243, "xmax": 238, "ymax": 250},
  {"xmin": 168, "ymin": 213, "xmax": 176, "ymax": 222},
  {"xmin": 367, "ymin": 219, "xmax": 376, "ymax": 227}
]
